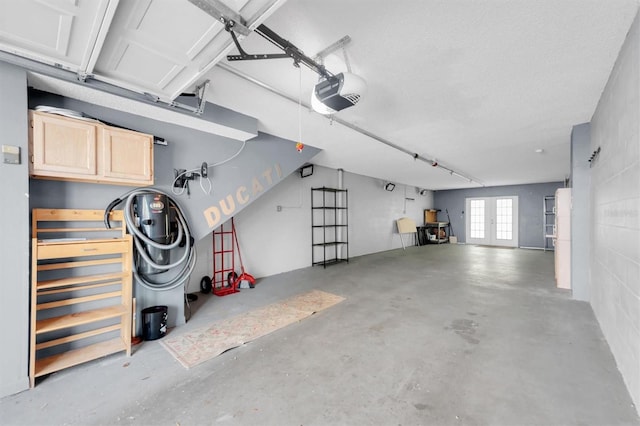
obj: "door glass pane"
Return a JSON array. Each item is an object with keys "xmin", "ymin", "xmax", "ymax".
[
  {"xmin": 496, "ymin": 198, "xmax": 513, "ymax": 240},
  {"xmin": 470, "ymin": 199, "xmax": 485, "ymax": 238}
]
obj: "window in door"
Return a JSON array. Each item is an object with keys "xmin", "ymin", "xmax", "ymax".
[
  {"xmin": 465, "ymin": 196, "xmax": 518, "ymax": 247},
  {"xmin": 495, "ymin": 198, "xmax": 513, "ymax": 240},
  {"xmin": 469, "ymin": 199, "xmax": 485, "ymax": 239}
]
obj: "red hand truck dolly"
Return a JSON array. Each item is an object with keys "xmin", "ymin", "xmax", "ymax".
[{"xmin": 200, "ymin": 218, "xmax": 255, "ymax": 296}]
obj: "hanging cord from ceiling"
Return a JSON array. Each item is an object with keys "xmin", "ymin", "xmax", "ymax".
[
  {"xmin": 298, "ymin": 66, "xmax": 303, "ymax": 146},
  {"xmin": 277, "ymin": 67, "xmax": 307, "ymax": 212}
]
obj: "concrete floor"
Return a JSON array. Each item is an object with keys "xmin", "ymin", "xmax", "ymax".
[{"xmin": 1, "ymin": 244, "xmax": 639, "ymax": 425}]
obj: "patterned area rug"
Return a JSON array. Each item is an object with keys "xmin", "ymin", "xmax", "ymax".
[{"xmin": 161, "ymin": 289, "xmax": 345, "ymax": 368}]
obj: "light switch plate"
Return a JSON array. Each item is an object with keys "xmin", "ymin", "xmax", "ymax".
[{"xmin": 2, "ymin": 145, "xmax": 20, "ymax": 164}]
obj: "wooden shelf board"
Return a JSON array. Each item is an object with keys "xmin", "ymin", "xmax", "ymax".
[
  {"xmin": 37, "ymin": 227, "xmax": 124, "ymax": 233},
  {"xmin": 36, "ymin": 305, "xmax": 127, "ymax": 334},
  {"xmin": 36, "ymin": 324, "xmax": 121, "ymax": 350},
  {"xmin": 38, "ymin": 281, "xmax": 120, "ymax": 296},
  {"xmin": 34, "ymin": 338, "xmax": 127, "ymax": 378},
  {"xmin": 32, "ymin": 208, "xmax": 123, "ymax": 223},
  {"xmin": 37, "ymin": 237, "xmax": 123, "ymax": 245},
  {"xmin": 37, "ymin": 271, "xmax": 127, "ymax": 290},
  {"xmin": 38, "ymin": 257, "xmax": 122, "ymax": 272},
  {"xmin": 36, "ymin": 239, "xmax": 130, "ymax": 260},
  {"xmin": 37, "ymin": 290, "xmax": 122, "ymax": 310}
]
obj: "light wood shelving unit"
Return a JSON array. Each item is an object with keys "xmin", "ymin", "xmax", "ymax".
[{"xmin": 30, "ymin": 209, "xmax": 133, "ymax": 387}]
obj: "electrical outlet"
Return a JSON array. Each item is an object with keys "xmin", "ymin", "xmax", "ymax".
[
  {"xmin": 277, "ymin": 205, "xmax": 282, "ymax": 212},
  {"xmin": 201, "ymin": 162, "xmax": 208, "ymax": 178},
  {"xmin": 2, "ymin": 145, "xmax": 20, "ymax": 164}
]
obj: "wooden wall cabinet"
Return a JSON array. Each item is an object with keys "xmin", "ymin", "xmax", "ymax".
[
  {"xmin": 30, "ymin": 209, "xmax": 133, "ymax": 387},
  {"xmin": 29, "ymin": 110, "xmax": 154, "ymax": 186}
]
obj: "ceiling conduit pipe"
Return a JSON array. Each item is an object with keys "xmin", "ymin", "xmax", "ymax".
[{"xmin": 218, "ymin": 63, "xmax": 484, "ymax": 187}]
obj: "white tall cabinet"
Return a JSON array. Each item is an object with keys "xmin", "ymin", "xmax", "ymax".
[{"xmin": 554, "ymin": 188, "xmax": 572, "ymax": 289}]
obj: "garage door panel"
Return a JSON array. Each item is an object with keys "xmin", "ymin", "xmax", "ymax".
[
  {"xmin": 0, "ymin": 0, "xmax": 112, "ymax": 70},
  {"xmin": 94, "ymin": 0, "xmax": 287, "ymax": 99}
]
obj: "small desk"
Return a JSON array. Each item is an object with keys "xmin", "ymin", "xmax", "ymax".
[{"xmin": 424, "ymin": 222, "xmax": 450, "ymax": 244}]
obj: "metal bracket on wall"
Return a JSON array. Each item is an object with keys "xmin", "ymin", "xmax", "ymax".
[
  {"xmin": 145, "ymin": 80, "xmax": 210, "ymax": 115},
  {"xmin": 76, "ymin": 71, "xmax": 94, "ymax": 82}
]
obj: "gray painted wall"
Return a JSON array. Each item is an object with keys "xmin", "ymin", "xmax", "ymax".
[
  {"xmin": 589, "ymin": 10, "xmax": 640, "ymax": 411},
  {"xmin": 28, "ymin": 91, "xmax": 320, "ymax": 240},
  {"xmin": 26, "ymin": 91, "xmax": 319, "ymax": 336},
  {"xmin": 570, "ymin": 123, "xmax": 591, "ymax": 301},
  {"xmin": 433, "ymin": 182, "xmax": 564, "ymax": 247},
  {"xmin": 0, "ymin": 62, "xmax": 30, "ymax": 397}
]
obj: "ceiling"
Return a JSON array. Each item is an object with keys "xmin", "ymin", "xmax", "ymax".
[{"xmin": 1, "ymin": 0, "xmax": 639, "ymax": 190}]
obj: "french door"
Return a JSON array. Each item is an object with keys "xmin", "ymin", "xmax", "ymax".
[{"xmin": 465, "ymin": 196, "xmax": 519, "ymax": 247}]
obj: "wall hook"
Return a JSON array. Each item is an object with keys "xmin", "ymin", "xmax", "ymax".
[{"xmin": 588, "ymin": 146, "xmax": 601, "ymax": 167}]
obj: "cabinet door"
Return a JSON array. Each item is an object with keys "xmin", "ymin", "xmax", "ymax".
[
  {"xmin": 30, "ymin": 112, "xmax": 97, "ymax": 176},
  {"xmin": 555, "ymin": 188, "xmax": 571, "ymax": 240},
  {"xmin": 102, "ymin": 126, "xmax": 154, "ymax": 185},
  {"xmin": 555, "ymin": 239, "xmax": 571, "ymax": 289}
]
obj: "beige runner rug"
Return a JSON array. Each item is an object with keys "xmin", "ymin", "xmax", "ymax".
[{"xmin": 160, "ymin": 289, "xmax": 345, "ymax": 368}]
